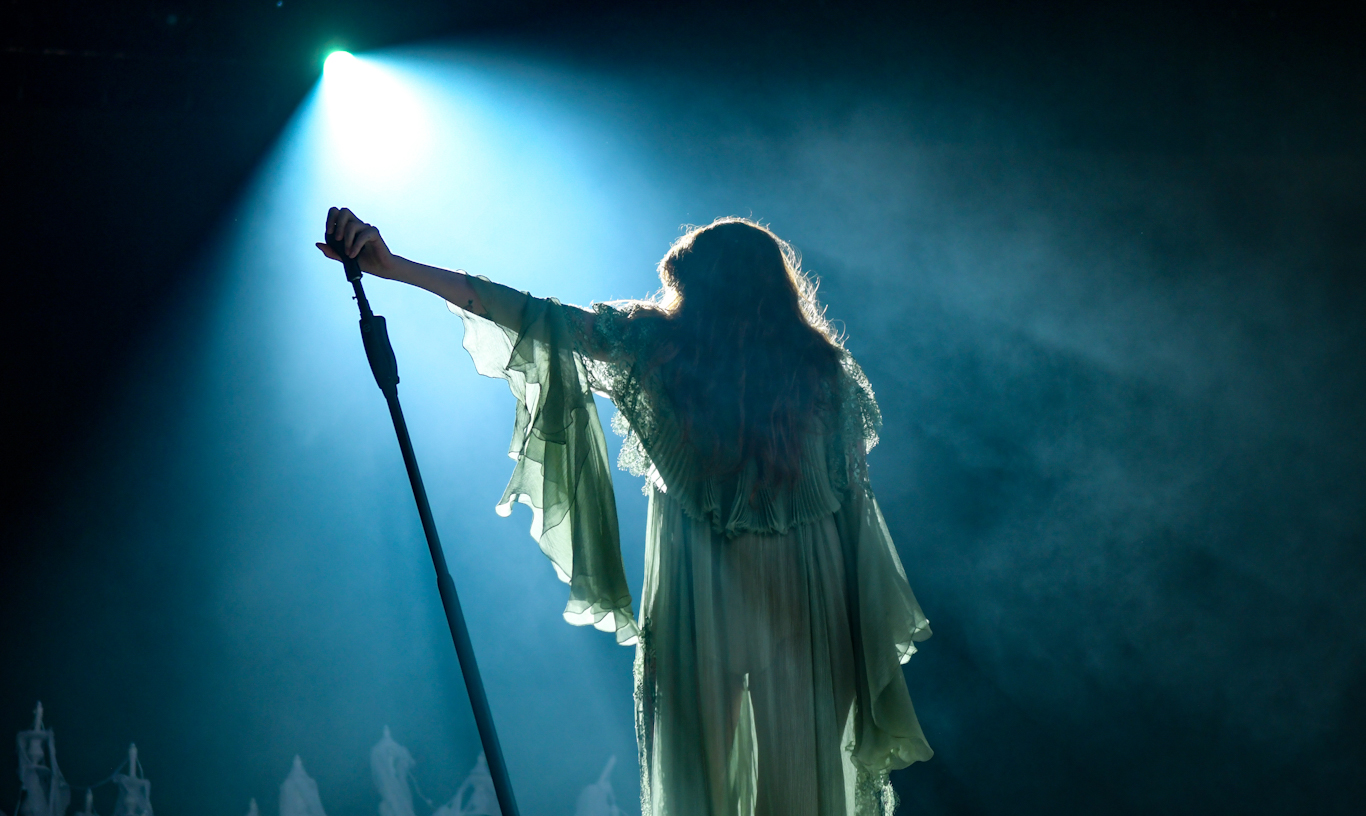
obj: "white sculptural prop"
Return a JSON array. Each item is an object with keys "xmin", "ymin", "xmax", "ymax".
[
  {"xmin": 111, "ymin": 744, "xmax": 152, "ymax": 816},
  {"xmin": 370, "ymin": 727, "xmax": 416, "ymax": 816},
  {"xmin": 78, "ymin": 788, "xmax": 98, "ymax": 816},
  {"xmin": 574, "ymin": 757, "xmax": 622, "ymax": 816},
  {"xmin": 279, "ymin": 757, "xmax": 327, "ymax": 816},
  {"xmin": 17, "ymin": 702, "xmax": 70, "ymax": 816},
  {"xmin": 246, "ymin": 799, "xmax": 259, "ymax": 816},
  {"xmin": 432, "ymin": 755, "xmax": 497, "ymax": 816}
]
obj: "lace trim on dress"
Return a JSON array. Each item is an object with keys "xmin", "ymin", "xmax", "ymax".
[{"xmin": 573, "ymin": 302, "xmax": 885, "ymax": 537}]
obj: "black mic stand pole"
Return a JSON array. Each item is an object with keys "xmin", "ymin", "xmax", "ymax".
[{"xmin": 331, "ymin": 240, "xmax": 521, "ymax": 816}]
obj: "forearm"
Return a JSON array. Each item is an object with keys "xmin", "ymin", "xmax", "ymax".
[
  {"xmin": 384, "ymin": 255, "xmax": 545, "ymax": 334},
  {"xmin": 384, "ymin": 256, "xmax": 487, "ymax": 316},
  {"xmin": 379, "ymin": 253, "xmax": 601, "ymax": 345},
  {"xmin": 321, "ymin": 207, "xmax": 599, "ymax": 343}
]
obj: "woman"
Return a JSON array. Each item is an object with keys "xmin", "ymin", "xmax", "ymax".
[{"xmin": 317, "ymin": 209, "xmax": 932, "ymax": 816}]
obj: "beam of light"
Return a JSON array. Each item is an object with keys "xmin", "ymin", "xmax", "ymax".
[{"xmin": 173, "ymin": 44, "xmax": 672, "ymax": 816}]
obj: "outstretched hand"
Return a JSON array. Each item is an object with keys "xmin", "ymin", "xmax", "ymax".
[
  {"xmin": 313, "ymin": 207, "xmax": 489, "ymax": 317},
  {"xmin": 316, "ymin": 207, "xmax": 399, "ymax": 279}
]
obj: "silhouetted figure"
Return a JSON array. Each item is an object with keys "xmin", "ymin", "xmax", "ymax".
[{"xmin": 318, "ymin": 210, "xmax": 932, "ymax": 816}]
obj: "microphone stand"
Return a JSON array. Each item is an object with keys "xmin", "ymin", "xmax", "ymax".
[{"xmin": 331, "ymin": 240, "xmax": 521, "ymax": 816}]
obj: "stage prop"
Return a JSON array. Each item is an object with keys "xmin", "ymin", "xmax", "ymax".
[
  {"xmin": 110, "ymin": 745, "xmax": 151, "ymax": 816},
  {"xmin": 371, "ymin": 727, "xmax": 418, "ymax": 816},
  {"xmin": 434, "ymin": 754, "xmax": 498, "ymax": 816},
  {"xmin": 573, "ymin": 757, "xmax": 623, "ymax": 816},
  {"xmin": 279, "ymin": 757, "xmax": 326, "ymax": 816},
  {"xmin": 17, "ymin": 703, "xmax": 70, "ymax": 816}
]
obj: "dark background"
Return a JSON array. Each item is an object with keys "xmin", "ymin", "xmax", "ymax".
[{"xmin": 4, "ymin": 1, "xmax": 1364, "ymax": 814}]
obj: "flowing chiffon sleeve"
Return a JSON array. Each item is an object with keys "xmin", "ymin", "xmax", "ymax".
[
  {"xmin": 839, "ymin": 484, "xmax": 933, "ymax": 774},
  {"xmin": 833, "ymin": 355, "xmax": 935, "ymax": 774},
  {"xmin": 448, "ymin": 276, "xmax": 640, "ymax": 645}
]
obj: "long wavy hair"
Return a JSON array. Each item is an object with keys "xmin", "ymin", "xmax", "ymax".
[{"xmin": 635, "ymin": 218, "xmax": 844, "ymax": 492}]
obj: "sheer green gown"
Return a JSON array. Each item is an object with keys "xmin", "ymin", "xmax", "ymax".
[{"xmin": 450, "ymin": 276, "xmax": 932, "ymax": 816}]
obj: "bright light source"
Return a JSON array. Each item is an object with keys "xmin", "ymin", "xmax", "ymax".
[
  {"xmin": 320, "ymin": 53, "xmax": 430, "ymax": 185},
  {"xmin": 323, "ymin": 50, "xmax": 354, "ymax": 75}
]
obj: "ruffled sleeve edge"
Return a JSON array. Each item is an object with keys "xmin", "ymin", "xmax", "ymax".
[{"xmin": 449, "ymin": 279, "xmax": 641, "ymax": 647}]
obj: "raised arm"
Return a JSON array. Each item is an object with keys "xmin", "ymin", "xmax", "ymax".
[
  {"xmin": 316, "ymin": 206, "xmax": 601, "ymax": 344},
  {"xmin": 316, "ymin": 206, "xmax": 495, "ymax": 316}
]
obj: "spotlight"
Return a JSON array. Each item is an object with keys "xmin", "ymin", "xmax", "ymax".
[
  {"xmin": 319, "ymin": 51, "xmax": 429, "ymax": 183},
  {"xmin": 323, "ymin": 50, "xmax": 354, "ymax": 76}
]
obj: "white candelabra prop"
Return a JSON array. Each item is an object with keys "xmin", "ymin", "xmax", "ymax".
[{"xmin": 17, "ymin": 702, "xmax": 70, "ymax": 816}]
